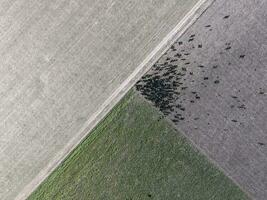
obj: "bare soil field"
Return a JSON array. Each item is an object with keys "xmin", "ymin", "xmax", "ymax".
[
  {"xmin": 136, "ymin": 0, "xmax": 267, "ymax": 199},
  {"xmin": 0, "ymin": 0, "xmax": 208, "ymax": 199}
]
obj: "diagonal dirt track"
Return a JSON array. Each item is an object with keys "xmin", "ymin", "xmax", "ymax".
[{"xmin": 136, "ymin": 0, "xmax": 267, "ymax": 199}]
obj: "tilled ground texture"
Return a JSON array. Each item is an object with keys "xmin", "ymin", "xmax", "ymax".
[
  {"xmin": 0, "ymin": 0, "xmax": 201, "ymax": 199},
  {"xmin": 136, "ymin": 0, "xmax": 267, "ymax": 199}
]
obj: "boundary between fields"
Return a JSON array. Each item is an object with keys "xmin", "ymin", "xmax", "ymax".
[{"xmin": 15, "ymin": 0, "xmax": 215, "ymax": 199}]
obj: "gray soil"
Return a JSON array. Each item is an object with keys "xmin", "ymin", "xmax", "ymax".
[{"xmin": 136, "ymin": 0, "xmax": 267, "ymax": 199}]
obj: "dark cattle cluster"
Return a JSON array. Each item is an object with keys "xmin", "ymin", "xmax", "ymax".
[
  {"xmin": 136, "ymin": 20, "xmax": 228, "ymax": 123},
  {"xmin": 135, "ymin": 12, "xmax": 265, "ymax": 139}
]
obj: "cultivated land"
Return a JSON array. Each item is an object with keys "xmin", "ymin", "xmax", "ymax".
[
  {"xmin": 28, "ymin": 91, "xmax": 248, "ymax": 200},
  {"xmin": 0, "ymin": 0, "xmax": 211, "ymax": 199},
  {"xmin": 136, "ymin": 0, "xmax": 267, "ymax": 199}
]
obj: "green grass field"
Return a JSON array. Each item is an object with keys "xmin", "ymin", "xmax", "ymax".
[{"xmin": 28, "ymin": 91, "xmax": 248, "ymax": 200}]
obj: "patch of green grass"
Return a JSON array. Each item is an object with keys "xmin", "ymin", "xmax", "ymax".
[{"xmin": 28, "ymin": 91, "xmax": 248, "ymax": 200}]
